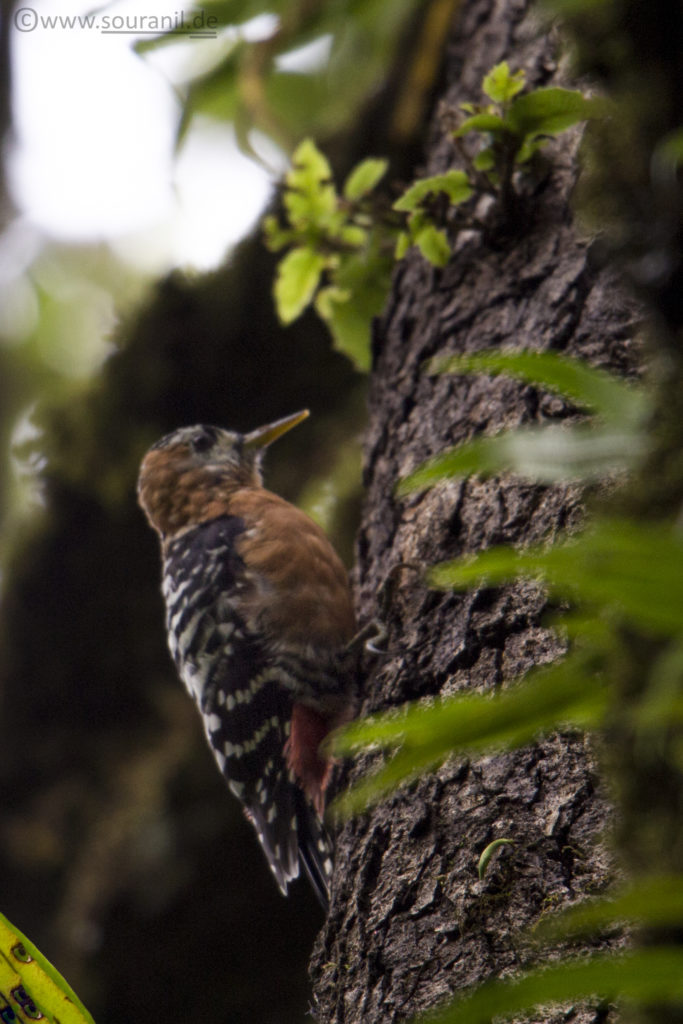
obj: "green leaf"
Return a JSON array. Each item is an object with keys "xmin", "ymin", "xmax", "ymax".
[
  {"xmin": 418, "ymin": 948, "xmax": 683, "ymax": 1024},
  {"xmin": 319, "ymin": 247, "xmax": 391, "ymax": 370},
  {"xmin": 395, "ymin": 231, "xmax": 411, "ymax": 259},
  {"xmin": 324, "ymin": 302, "xmax": 372, "ymax": 372},
  {"xmin": 397, "ymin": 434, "xmax": 503, "ymax": 491},
  {"xmin": 453, "ymin": 112, "xmax": 508, "ymax": 138},
  {"xmin": 343, "ymin": 157, "xmax": 389, "ymax": 200},
  {"xmin": 534, "ymin": 875, "xmax": 683, "ymax": 942},
  {"xmin": 284, "ymin": 185, "xmax": 338, "ymax": 231},
  {"xmin": 478, "ymin": 839, "xmax": 514, "ymax": 880},
  {"xmin": 288, "ymin": 138, "xmax": 333, "ymax": 189},
  {"xmin": 314, "ymin": 285, "xmax": 351, "ymax": 320},
  {"xmin": 414, "ymin": 225, "xmax": 451, "ymax": 267},
  {"xmin": 515, "ymin": 136, "xmax": 550, "ymax": 163},
  {"xmin": 428, "ymin": 518, "xmax": 683, "ymax": 640},
  {"xmin": 339, "ymin": 224, "xmax": 368, "ymax": 247},
  {"xmin": 0, "ymin": 912, "xmax": 95, "ymax": 1023},
  {"xmin": 262, "ymin": 215, "xmax": 296, "ymax": 252},
  {"xmin": 393, "ymin": 171, "xmax": 473, "ymax": 212},
  {"xmin": 284, "ymin": 139, "xmax": 338, "ymax": 230},
  {"xmin": 333, "ymin": 648, "xmax": 605, "ymax": 816},
  {"xmin": 482, "ymin": 61, "xmax": 526, "ymax": 104},
  {"xmin": 305, "ymin": 222, "xmax": 393, "ymax": 370},
  {"xmin": 427, "ymin": 350, "xmax": 647, "ymax": 427},
  {"xmin": 633, "ymin": 641, "xmax": 683, "ymax": 733},
  {"xmin": 397, "ymin": 423, "xmax": 645, "ymax": 491},
  {"xmin": 508, "ymin": 88, "xmax": 598, "ymax": 137},
  {"xmin": 273, "ymin": 246, "xmax": 327, "ymax": 324},
  {"xmin": 473, "ymin": 147, "xmax": 496, "ymax": 171}
]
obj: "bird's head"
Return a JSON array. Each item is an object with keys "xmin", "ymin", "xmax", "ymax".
[{"xmin": 137, "ymin": 409, "xmax": 309, "ymax": 539}]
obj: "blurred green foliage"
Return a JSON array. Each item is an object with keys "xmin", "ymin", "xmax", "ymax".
[
  {"xmin": 398, "ymin": 350, "xmax": 647, "ymax": 486},
  {"xmin": 420, "ymin": 948, "xmax": 683, "ymax": 1024},
  {"xmin": 134, "ymin": 0, "xmax": 426, "ymax": 154}
]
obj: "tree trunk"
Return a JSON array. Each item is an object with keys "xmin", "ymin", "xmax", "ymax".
[{"xmin": 311, "ymin": 2, "xmax": 639, "ymax": 1021}]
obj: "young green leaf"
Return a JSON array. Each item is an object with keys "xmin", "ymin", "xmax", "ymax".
[
  {"xmin": 323, "ymin": 300, "xmax": 373, "ymax": 372},
  {"xmin": 515, "ymin": 136, "xmax": 550, "ymax": 164},
  {"xmin": 262, "ymin": 214, "xmax": 296, "ymax": 252},
  {"xmin": 273, "ymin": 246, "xmax": 327, "ymax": 324},
  {"xmin": 284, "ymin": 182, "xmax": 338, "ymax": 231},
  {"xmin": 508, "ymin": 87, "xmax": 598, "ymax": 137},
  {"xmin": 314, "ymin": 284, "xmax": 352, "ymax": 321},
  {"xmin": 478, "ymin": 839, "xmax": 514, "ymax": 880},
  {"xmin": 343, "ymin": 157, "xmax": 389, "ymax": 200},
  {"xmin": 339, "ymin": 223, "xmax": 369, "ymax": 247},
  {"xmin": 284, "ymin": 139, "xmax": 338, "ymax": 229},
  {"xmin": 317, "ymin": 248, "xmax": 389, "ymax": 371},
  {"xmin": 314, "ymin": 278, "xmax": 372, "ymax": 371},
  {"xmin": 453, "ymin": 113, "xmax": 508, "ymax": 138},
  {"xmin": 482, "ymin": 61, "xmax": 526, "ymax": 104},
  {"xmin": 394, "ymin": 171, "xmax": 473, "ymax": 212},
  {"xmin": 473, "ymin": 147, "xmax": 496, "ymax": 171},
  {"xmin": 395, "ymin": 231, "xmax": 411, "ymax": 260},
  {"xmin": 414, "ymin": 225, "xmax": 451, "ymax": 267},
  {"xmin": 397, "ymin": 435, "xmax": 501, "ymax": 491},
  {"xmin": 288, "ymin": 138, "xmax": 334, "ymax": 190}
]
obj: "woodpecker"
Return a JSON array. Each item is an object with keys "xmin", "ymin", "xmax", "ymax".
[{"xmin": 137, "ymin": 410, "xmax": 355, "ymax": 907}]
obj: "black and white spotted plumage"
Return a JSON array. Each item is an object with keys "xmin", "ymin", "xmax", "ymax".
[{"xmin": 162, "ymin": 515, "xmax": 333, "ymax": 903}]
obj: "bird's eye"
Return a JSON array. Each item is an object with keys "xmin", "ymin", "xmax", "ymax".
[{"xmin": 192, "ymin": 432, "xmax": 215, "ymax": 454}]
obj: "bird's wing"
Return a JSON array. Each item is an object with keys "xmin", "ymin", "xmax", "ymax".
[{"xmin": 163, "ymin": 514, "xmax": 311, "ymax": 895}]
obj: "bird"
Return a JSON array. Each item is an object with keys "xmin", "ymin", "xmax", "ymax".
[{"xmin": 137, "ymin": 410, "xmax": 356, "ymax": 907}]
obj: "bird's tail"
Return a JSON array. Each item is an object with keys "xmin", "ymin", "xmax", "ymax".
[
  {"xmin": 244, "ymin": 768, "xmax": 333, "ymax": 908},
  {"xmin": 294, "ymin": 785, "xmax": 333, "ymax": 909}
]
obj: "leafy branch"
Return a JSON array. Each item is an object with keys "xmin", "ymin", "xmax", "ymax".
[
  {"xmin": 395, "ymin": 62, "xmax": 599, "ymax": 265},
  {"xmin": 265, "ymin": 63, "xmax": 598, "ymax": 367},
  {"xmin": 263, "ymin": 139, "xmax": 394, "ymax": 370}
]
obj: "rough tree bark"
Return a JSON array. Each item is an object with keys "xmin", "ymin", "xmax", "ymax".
[{"xmin": 311, "ymin": 2, "xmax": 640, "ymax": 1021}]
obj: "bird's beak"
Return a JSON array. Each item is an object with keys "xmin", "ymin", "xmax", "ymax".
[{"xmin": 243, "ymin": 409, "xmax": 310, "ymax": 451}]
